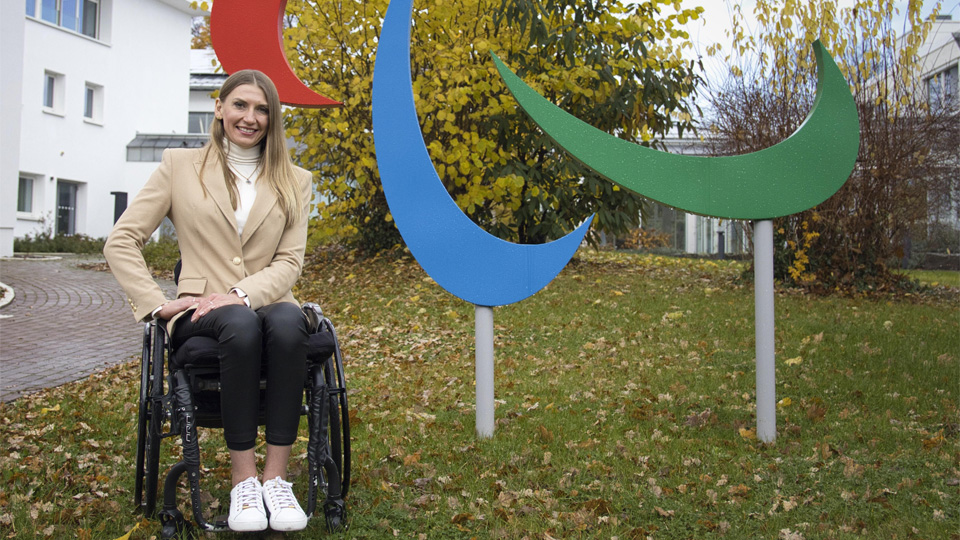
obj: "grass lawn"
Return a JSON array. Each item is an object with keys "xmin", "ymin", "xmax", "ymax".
[
  {"xmin": 899, "ymin": 268, "xmax": 960, "ymax": 289},
  {"xmin": 1, "ymin": 250, "xmax": 957, "ymax": 539}
]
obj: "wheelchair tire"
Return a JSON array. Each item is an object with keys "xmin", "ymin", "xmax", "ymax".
[
  {"xmin": 324, "ymin": 354, "xmax": 350, "ymax": 497},
  {"xmin": 143, "ymin": 393, "xmax": 163, "ymax": 515},
  {"xmin": 137, "ymin": 321, "xmax": 166, "ymax": 516},
  {"xmin": 134, "ymin": 324, "xmax": 152, "ymax": 511}
]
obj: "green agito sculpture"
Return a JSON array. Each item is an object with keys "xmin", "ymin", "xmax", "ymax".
[{"xmin": 492, "ymin": 40, "xmax": 859, "ymax": 220}]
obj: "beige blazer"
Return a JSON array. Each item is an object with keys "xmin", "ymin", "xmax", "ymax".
[{"xmin": 104, "ymin": 147, "xmax": 312, "ymax": 327}]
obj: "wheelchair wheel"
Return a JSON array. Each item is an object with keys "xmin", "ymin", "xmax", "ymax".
[
  {"xmin": 134, "ymin": 324, "xmax": 151, "ymax": 511},
  {"xmin": 135, "ymin": 321, "xmax": 165, "ymax": 516},
  {"xmin": 321, "ymin": 320, "xmax": 350, "ymax": 496},
  {"xmin": 327, "ymin": 359, "xmax": 350, "ymax": 496}
]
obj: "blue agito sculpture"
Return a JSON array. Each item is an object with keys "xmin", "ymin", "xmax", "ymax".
[{"xmin": 370, "ymin": 0, "xmax": 593, "ymax": 308}]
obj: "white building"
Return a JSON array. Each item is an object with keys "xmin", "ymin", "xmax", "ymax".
[
  {"xmin": 919, "ymin": 15, "xmax": 959, "ymax": 110},
  {"xmin": 917, "ymin": 15, "xmax": 960, "ymax": 240},
  {"xmin": 1, "ymin": 0, "xmax": 201, "ymax": 256},
  {"xmin": 188, "ymin": 48, "xmax": 227, "ymax": 134}
]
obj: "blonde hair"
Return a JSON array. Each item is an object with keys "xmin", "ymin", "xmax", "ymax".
[{"xmin": 200, "ymin": 69, "xmax": 302, "ymax": 225}]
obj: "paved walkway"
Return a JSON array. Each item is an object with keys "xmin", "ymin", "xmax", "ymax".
[{"xmin": 0, "ymin": 255, "xmax": 176, "ymax": 402}]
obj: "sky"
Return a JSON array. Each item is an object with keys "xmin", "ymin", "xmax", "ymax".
[
  {"xmin": 671, "ymin": 0, "xmax": 958, "ymax": 80},
  {"xmin": 660, "ymin": 0, "xmax": 958, "ymax": 117}
]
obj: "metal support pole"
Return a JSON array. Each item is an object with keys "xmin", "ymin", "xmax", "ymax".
[
  {"xmin": 754, "ymin": 220, "xmax": 776, "ymax": 443},
  {"xmin": 475, "ymin": 305, "xmax": 495, "ymax": 438}
]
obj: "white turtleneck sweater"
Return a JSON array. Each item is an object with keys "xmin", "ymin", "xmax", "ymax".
[{"xmin": 224, "ymin": 139, "xmax": 261, "ymax": 235}]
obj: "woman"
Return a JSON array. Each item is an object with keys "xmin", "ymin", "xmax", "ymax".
[{"xmin": 104, "ymin": 70, "xmax": 313, "ymax": 532}]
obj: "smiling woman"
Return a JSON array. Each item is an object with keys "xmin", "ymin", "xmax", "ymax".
[
  {"xmin": 215, "ymin": 85, "xmax": 270, "ymax": 150},
  {"xmin": 103, "ymin": 69, "xmax": 316, "ymax": 533}
]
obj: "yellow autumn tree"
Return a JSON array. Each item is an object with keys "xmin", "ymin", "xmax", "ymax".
[
  {"xmin": 703, "ymin": 0, "xmax": 957, "ymax": 292},
  {"xmin": 283, "ymin": 0, "xmax": 704, "ymax": 251}
]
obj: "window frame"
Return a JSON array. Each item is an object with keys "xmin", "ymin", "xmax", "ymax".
[
  {"xmin": 43, "ymin": 70, "xmax": 65, "ymax": 116},
  {"xmin": 81, "ymin": 0, "xmax": 99, "ymax": 39},
  {"xmin": 83, "ymin": 81, "xmax": 103, "ymax": 124},
  {"xmin": 927, "ymin": 64, "xmax": 959, "ymax": 111},
  {"xmin": 17, "ymin": 176, "xmax": 35, "ymax": 214},
  {"xmin": 188, "ymin": 111, "xmax": 216, "ymax": 134},
  {"xmin": 27, "ymin": 0, "xmax": 100, "ymax": 40}
]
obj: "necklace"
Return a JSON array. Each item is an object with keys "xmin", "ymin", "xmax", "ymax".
[{"xmin": 230, "ymin": 164, "xmax": 260, "ymax": 185}]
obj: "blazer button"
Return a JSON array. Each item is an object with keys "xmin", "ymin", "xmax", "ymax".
[{"xmin": 232, "ymin": 257, "xmax": 242, "ymax": 265}]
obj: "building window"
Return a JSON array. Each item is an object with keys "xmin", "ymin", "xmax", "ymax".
[
  {"xmin": 81, "ymin": 0, "xmax": 99, "ymax": 37},
  {"xmin": 84, "ymin": 86, "xmax": 94, "ymax": 117},
  {"xmin": 188, "ymin": 112, "xmax": 216, "ymax": 134},
  {"xmin": 44, "ymin": 73, "xmax": 55, "ymax": 107},
  {"xmin": 27, "ymin": 0, "xmax": 99, "ymax": 39},
  {"xmin": 61, "ymin": 0, "xmax": 80, "ymax": 31},
  {"xmin": 927, "ymin": 65, "xmax": 959, "ymax": 110},
  {"xmin": 39, "ymin": 0, "xmax": 57, "ymax": 24},
  {"xmin": 43, "ymin": 70, "xmax": 65, "ymax": 114},
  {"xmin": 84, "ymin": 82, "xmax": 103, "ymax": 123},
  {"xmin": 18, "ymin": 177, "xmax": 35, "ymax": 213}
]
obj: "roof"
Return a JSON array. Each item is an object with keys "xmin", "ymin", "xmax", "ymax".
[
  {"xmin": 156, "ymin": 0, "xmax": 206, "ymax": 15},
  {"xmin": 191, "ymin": 48, "xmax": 221, "ymax": 73},
  {"xmin": 127, "ymin": 133, "xmax": 208, "ymax": 149},
  {"xmin": 190, "ymin": 73, "xmax": 227, "ymax": 89}
]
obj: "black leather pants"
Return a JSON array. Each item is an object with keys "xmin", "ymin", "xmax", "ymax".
[{"xmin": 172, "ymin": 302, "xmax": 308, "ymax": 451}]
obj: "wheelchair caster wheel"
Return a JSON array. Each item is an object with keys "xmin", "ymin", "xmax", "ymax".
[
  {"xmin": 159, "ymin": 508, "xmax": 193, "ymax": 539},
  {"xmin": 324, "ymin": 498, "xmax": 347, "ymax": 533}
]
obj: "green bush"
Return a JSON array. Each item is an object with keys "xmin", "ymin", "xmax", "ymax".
[
  {"xmin": 142, "ymin": 238, "xmax": 180, "ymax": 277},
  {"xmin": 14, "ymin": 232, "xmax": 105, "ymax": 254}
]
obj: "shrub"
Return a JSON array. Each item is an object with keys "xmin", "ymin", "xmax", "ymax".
[
  {"xmin": 14, "ymin": 232, "xmax": 105, "ymax": 254},
  {"xmin": 619, "ymin": 228, "xmax": 673, "ymax": 251},
  {"xmin": 141, "ymin": 238, "xmax": 180, "ymax": 279}
]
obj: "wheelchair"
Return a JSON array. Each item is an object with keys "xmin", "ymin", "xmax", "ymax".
[{"xmin": 133, "ymin": 301, "xmax": 350, "ymax": 538}]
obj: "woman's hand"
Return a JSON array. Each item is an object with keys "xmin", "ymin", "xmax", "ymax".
[
  {"xmin": 156, "ymin": 296, "xmax": 200, "ymax": 320},
  {"xmin": 190, "ymin": 292, "xmax": 246, "ymax": 322}
]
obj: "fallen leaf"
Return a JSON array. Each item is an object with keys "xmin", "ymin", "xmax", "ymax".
[
  {"xmin": 451, "ymin": 513, "xmax": 474, "ymax": 524},
  {"xmin": 922, "ymin": 430, "xmax": 946, "ymax": 450},
  {"xmin": 111, "ymin": 523, "xmax": 139, "ymax": 540},
  {"xmin": 40, "ymin": 404, "xmax": 61, "ymax": 415},
  {"xmin": 654, "ymin": 506, "xmax": 675, "ymax": 518},
  {"xmin": 583, "ymin": 498, "xmax": 611, "ymax": 515}
]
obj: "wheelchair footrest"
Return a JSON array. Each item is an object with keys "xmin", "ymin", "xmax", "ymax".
[
  {"xmin": 158, "ymin": 508, "xmax": 192, "ymax": 540},
  {"xmin": 324, "ymin": 497, "xmax": 347, "ymax": 533}
]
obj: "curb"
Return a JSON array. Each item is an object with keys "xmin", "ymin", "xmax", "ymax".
[
  {"xmin": 0, "ymin": 255, "xmax": 63, "ymax": 261},
  {"xmin": 0, "ymin": 281, "xmax": 14, "ymax": 314}
]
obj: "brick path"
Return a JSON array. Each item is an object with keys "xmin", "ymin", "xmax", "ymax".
[{"xmin": 0, "ymin": 255, "xmax": 176, "ymax": 402}]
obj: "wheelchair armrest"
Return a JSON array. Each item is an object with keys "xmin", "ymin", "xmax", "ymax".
[{"xmin": 302, "ymin": 302, "xmax": 324, "ymax": 333}]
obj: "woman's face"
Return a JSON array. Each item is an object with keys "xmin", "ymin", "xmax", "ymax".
[{"xmin": 215, "ymin": 83, "xmax": 269, "ymax": 149}]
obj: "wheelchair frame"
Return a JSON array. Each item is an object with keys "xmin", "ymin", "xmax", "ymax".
[{"xmin": 133, "ymin": 303, "xmax": 350, "ymax": 538}]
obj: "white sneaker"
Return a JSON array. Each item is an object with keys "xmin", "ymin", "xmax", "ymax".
[
  {"xmin": 262, "ymin": 476, "xmax": 308, "ymax": 531},
  {"xmin": 228, "ymin": 476, "xmax": 268, "ymax": 532}
]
